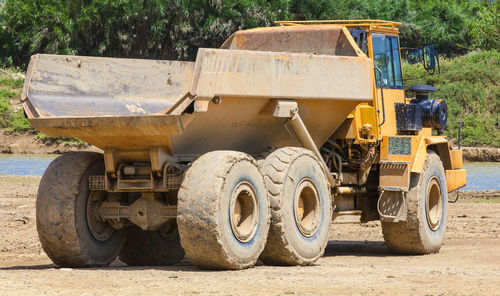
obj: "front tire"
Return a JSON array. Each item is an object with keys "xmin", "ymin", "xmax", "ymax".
[
  {"xmin": 177, "ymin": 151, "xmax": 270, "ymax": 269},
  {"xmin": 381, "ymin": 151, "xmax": 448, "ymax": 254},
  {"xmin": 37, "ymin": 152, "xmax": 125, "ymax": 267}
]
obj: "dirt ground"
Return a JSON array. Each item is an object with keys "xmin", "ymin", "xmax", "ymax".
[
  {"xmin": 0, "ymin": 133, "xmax": 101, "ymax": 155},
  {"xmin": 0, "ymin": 175, "xmax": 499, "ymax": 295}
]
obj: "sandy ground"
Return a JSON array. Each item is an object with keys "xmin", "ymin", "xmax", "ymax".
[{"xmin": 0, "ymin": 176, "xmax": 499, "ymax": 295}]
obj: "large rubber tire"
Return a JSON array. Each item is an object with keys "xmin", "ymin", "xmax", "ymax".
[
  {"xmin": 177, "ymin": 151, "xmax": 270, "ymax": 270},
  {"xmin": 259, "ymin": 147, "xmax": 332, "ymax": 266},
  {"xmin": 37, "ymin": 152, "xmax": 125, "ymax": 267},
  {"xmin": 381, "ymin": 151, "xmax": 448, "ymax": 254},
  {"xmin": 119, "ymin": 222, "xmax": 185, "ymax": 266}
]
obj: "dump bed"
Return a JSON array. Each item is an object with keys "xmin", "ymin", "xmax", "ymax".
[{"xmin": 21, "ymin": 25, "xmax": 374, "ymax": 156}]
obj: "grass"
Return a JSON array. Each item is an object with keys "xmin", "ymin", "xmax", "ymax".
[
  {"xmin": 0, "ymin": 81, "xmax": 30, "ymax": 134},
  {"xmin": 469, "ymin": 199, "xmax": 500, "ymax": 204},
  {"xmin": 0, "ymin": 75, "xmax": 24, "ymax": 89}
]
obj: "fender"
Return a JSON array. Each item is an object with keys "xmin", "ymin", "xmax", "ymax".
[{"xmin": 412, "ymin": 136, "xmax": 466, "ymax": 192}]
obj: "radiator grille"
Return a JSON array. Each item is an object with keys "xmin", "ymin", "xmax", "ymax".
[
  {"xmin": 164, "ymin": 173, "xmax": 184, "ymax": 190},
  {"xmin": 89, "ymin": 175, "xmax": 105, "ymax": 191}
]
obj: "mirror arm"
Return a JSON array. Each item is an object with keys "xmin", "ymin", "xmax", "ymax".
[{"xmin": 436, "ymin": 52, "xmax": 441, "ymax": 74}]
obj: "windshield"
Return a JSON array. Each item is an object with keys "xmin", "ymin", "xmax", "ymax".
[{"xmin": 372, "ymin": 33, "xmax": 403, "ymax": 89}]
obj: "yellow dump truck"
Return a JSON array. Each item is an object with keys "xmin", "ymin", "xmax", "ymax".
[{"xmin": 21, "ymin": 20, "xmax": 466, "ymax": 269}]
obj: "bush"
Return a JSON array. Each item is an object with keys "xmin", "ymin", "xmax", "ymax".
[
  {"xmin": 0, "ymin": 0, "xmax": 289, "ymax": 67},
  {"xmin": 0, "ymin": 0, "xmax": 497, "ymax": 68},
  {"xmin": 403, "ymin": 50, "xmax": 500, "ymax": 147},
  {"xmin": 0, "ymin": 88, "xmax": 32, "ymax": 133}
]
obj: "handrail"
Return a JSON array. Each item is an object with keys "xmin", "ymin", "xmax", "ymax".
[
  {"xmin": 374, "ymin": 67, "xmax": 386, "ymax": 126},
  {"xmin": 275, "ymin": 19, "xmax": 401, "ymax": 28}
]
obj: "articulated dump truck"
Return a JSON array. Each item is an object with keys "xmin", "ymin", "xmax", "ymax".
[{"xmin": 21, "ymin": 20, "xmax": 466, "ymax": 269}]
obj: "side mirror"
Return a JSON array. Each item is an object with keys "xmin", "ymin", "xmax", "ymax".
[
  {"xmin": 403, "ymin": 45, "xmax": 440, "ymax": 75},
  {"xmin": 407, "ymin": 49, "xmax": 423, "ymax": 64},
  {"xmin": 423, "ymin": 45, "xmax": 436, "ymax": 72}
]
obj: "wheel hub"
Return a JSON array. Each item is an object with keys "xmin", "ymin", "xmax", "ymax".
[
  {"xmin": 87, "ymin": 191, "xmax": 115, "ymax": 241},
  {"xmin": 426, "ymin": 177, "xmax": 443, "ymax": 231},
  {"xmin": 230, "ymin": 182, "xmax": 259, "ymax": 243},
  {"xmin": 294, "ymin": 178, "xmax": 321, "ymax": 237}
]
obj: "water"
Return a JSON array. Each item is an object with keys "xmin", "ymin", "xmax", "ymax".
[
  {"xmin": 0, "ymin": 154, "xmax": 57, "ymax": 176},
  {"xmin": 0, "ymin": 154, "xmax": 498, "ymax": 191},
  {"xmin": 461, "ymin": 162, "xmax": 500, "ymax": 191}
]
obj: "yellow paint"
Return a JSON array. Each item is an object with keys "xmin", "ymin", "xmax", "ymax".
[
  {"xmin": 275, "ymin": 20, "xmax": 401, "ymax": 29},
  {"xmin": 425, "ymin": 136, "xmax": 449, "ymax": 145},
  {"xmin": 341, "ymin": 26, "xmax": 368, "ymax": 57},
  {"xmin": 411, "ymin": 137, "xmax": 428, "ymax": 173},
  {"xmin": 377, "ymin": 89, "xmax": 406, "ymax": 136},
  {"xmin": 449, "ymin": 150, "xmax": 463, "ymax": 169},
  {"xmin": 380, "ymin": 135, "xmax": 422, "ymax": 170},
  {"xmin": 446, "ymin": 169, "xmax": 466, "ymax": 192},
  {"xmin": 411, "ymin": 136, "xmax": 450, "ymax": 173},
  {"xmin": 272, "ymin": 20, "xmax": 465, "ymax": 193}
]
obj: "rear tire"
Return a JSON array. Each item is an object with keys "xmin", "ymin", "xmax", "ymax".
[
  {"xmin": 259, "ymin": 147, "xmax": 332, "ymax": 266},
  {"xmin": 119, "ymin": 220, "xmax": 185, "ymax": 266},
  {"xmin": 178, "ymin": 151, "xmax": 270, "ymax": 269},
  {"xmin": 381, "ymin": 151, "xmax": 448, "ymax": 254},
  {"xmin": 37, "ymin": 152, "xmax": 125, "ymax": 267}
]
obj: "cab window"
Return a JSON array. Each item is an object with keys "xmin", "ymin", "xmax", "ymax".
[{"xmin": 372, "ymin": 33, "xmax": 403, "ymax": 89}]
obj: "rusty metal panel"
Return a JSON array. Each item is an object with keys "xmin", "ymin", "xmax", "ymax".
[
  {"xmin": 169, "ymin": 97, "xmax": 360, "ymax": 157},
  {"xmin": 29, "ymin": 115, "xmax": 191, "ymax": 150},
  {"xmin": 191, "ymin": 48, "xmax": 373, "ymax": 102},
  {"xmin": 22, "ymin": 54, "xmax": 195, "ymax": 118}
]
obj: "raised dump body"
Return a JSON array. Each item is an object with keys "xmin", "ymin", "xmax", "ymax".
[{"xmin": 22, "ymin": 25, "xmax": 372, "ymax": 157}]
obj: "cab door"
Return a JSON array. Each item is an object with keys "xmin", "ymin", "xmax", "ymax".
[{"xmin": 370, "ymin": 33, "xmax": 405, "ymax": 136}]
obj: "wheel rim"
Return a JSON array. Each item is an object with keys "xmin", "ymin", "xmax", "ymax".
[
  {"xmin": 294, "ymin": 178, "xmax": 321, "ymax": 237},
  {"xmin": 87, "ymin": 191, "xmax": 115, "ymax": 241},
  {"xmin": 229, "ymin": 182, "xmax": 259, "ymax": 243},
  {"xmin": 426, "ymin": 177, "xmax": 443, "ymax": 231}
]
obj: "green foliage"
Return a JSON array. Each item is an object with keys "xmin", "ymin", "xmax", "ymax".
[
  {"xmin": 403, "ymin": 50, "xmax": 500, "ymax": 147},
  {"xmin": 1, "ymin": 0, "xmax": 497, "ymax": 68},
  {"xmin": 0, "ymin": 75, "xmax": 24, "ymax": 88},
  {"xmin": 0, "ymin": 0, "xmax": 289, "ymax": 67},
  {"xmin": 0, "ymin": 0, "xmax": 74, "ymax": 67},
  {"xmin": 0, "ymin": 88, "xmax": 31, "ymax": 134},
  {"xmin": 468, "ymin": 1, "xmax": 500, "ymax": 51},
  {"xmin": 0, "ymin": 89, "xmax": 15, "ymax": 126},
  {"xmin": 35, "ymin": 132, "xmax": 87, "ymax": 147},
  {"xmin": 6, "ymin": 109, "xmax": 32, "ymax": 134}
]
